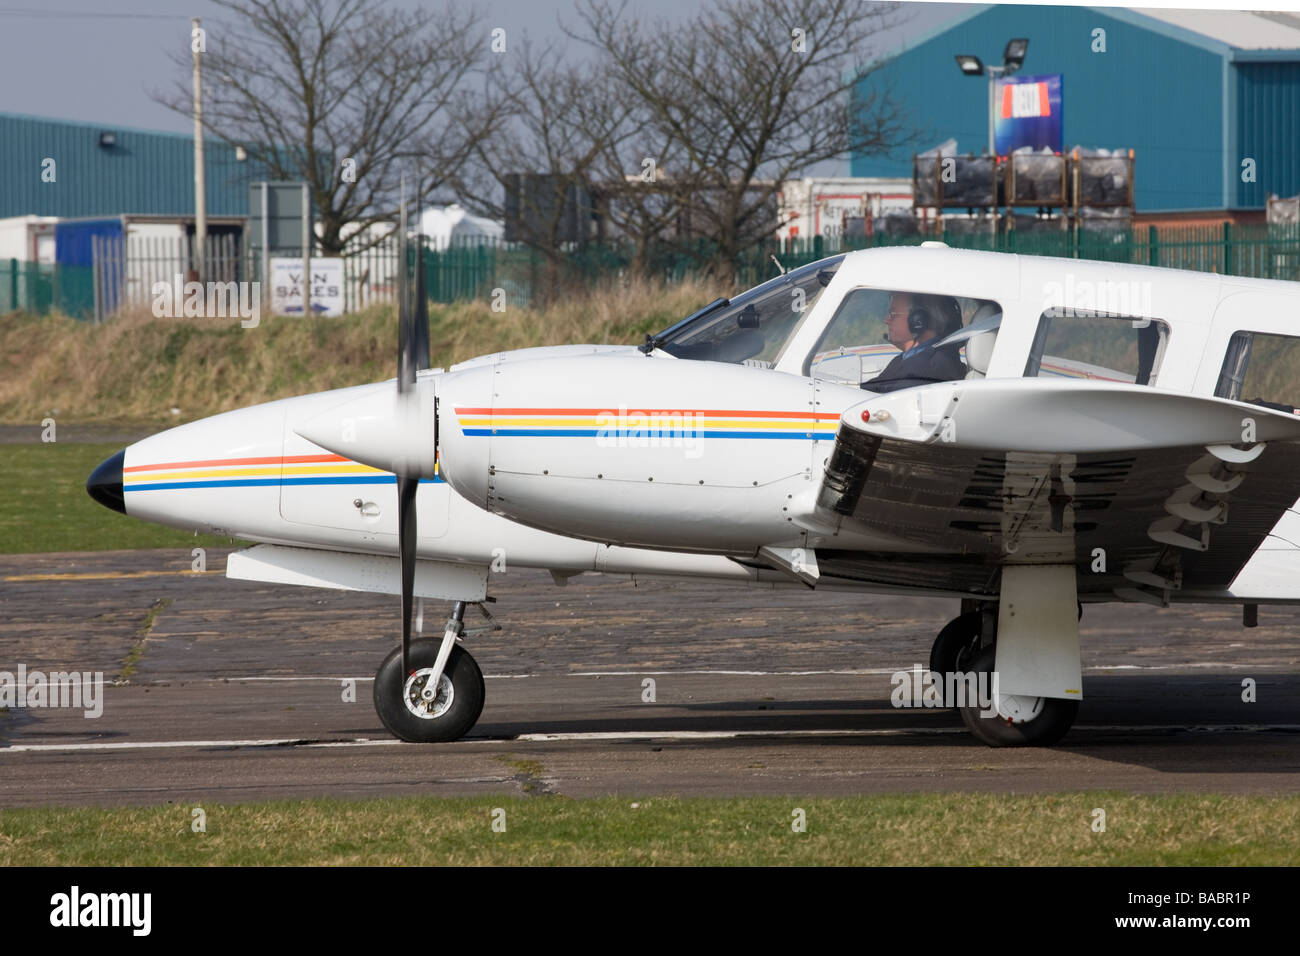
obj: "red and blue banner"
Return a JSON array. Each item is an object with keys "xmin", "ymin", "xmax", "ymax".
[{"xmin": 993, "ymin": 73, "xmax": 1063, "ymax": 156}]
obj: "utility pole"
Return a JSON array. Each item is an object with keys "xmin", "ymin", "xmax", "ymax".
[
  {"xmin": 302, "ymin": 182, "xmax": 311, "ymax": 317},
  {"xmin": 192, "ymin": 17, "xmax": 207, "ymax": 283}
]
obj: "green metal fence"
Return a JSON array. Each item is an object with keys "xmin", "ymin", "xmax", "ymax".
[
  {"xmin": 1, "ymin": 258, "xmax": 95, "ymax": 317},
  {"xmin": 5, "ymin": 223, "xmax": 1300, "ymax": 319}
]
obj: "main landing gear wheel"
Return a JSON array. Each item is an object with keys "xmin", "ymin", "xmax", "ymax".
[
  {"xmin": 929, "ymin": 612, "xmax": 981, "ymax": 682},
  {"xmin": 957, "ymin": 646, "xmax": 1078, "ymax": 748},
  {"xmin": 374, "ymin": 639, "xmax": 485, "ymax": 742}
]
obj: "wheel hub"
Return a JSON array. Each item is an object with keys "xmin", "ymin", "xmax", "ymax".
[
  {"xmin": 403, "ymin": 668, "xmax": 455, "ymax": 719},
  {"xmin": 995, "ymin": 691, "xmax": 1045, "ymax": 724}
]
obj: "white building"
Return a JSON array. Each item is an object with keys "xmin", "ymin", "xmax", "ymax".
[
  {"xmin": 418, "ymin": 204, "xmax": 503, "ymax": 249},
  {"xmin": 777, "ymin": 177, "xmax": 913, "ymax": 242}
]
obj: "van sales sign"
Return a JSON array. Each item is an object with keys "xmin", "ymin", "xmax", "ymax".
[
  {"xmin": 271, "ymin": 258, "xmax": 344, "ymax": 316},
  {"xmin": 993, "ymin": 73, "xmax": 1063, "ymax": 155}
]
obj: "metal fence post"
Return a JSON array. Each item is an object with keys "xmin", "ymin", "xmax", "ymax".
[
  {"xmin": 92, "ymin": 235, "xmax": 101, "ymax": 323},
  {"xmin": 1223, "ymin": 221, "xmax": 1234, "ymax": 277}
]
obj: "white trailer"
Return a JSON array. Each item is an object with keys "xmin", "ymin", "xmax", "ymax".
[
  {"xmin": 0, "ymin": 215, "xmax": 58, "ymax": 264},
  {"xmin": 777, "ymin": 177, "xmax": 912, "ymax": 242}
]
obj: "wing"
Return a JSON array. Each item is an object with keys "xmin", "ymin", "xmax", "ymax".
[{"xmin": 796, "ymin": 378, "xmax": 1300, "ymax": 603}]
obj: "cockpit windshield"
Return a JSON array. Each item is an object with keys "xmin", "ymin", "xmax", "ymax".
[{"xmin": 643, "ymin": 255, "xmax": 845, "ymax": 366}]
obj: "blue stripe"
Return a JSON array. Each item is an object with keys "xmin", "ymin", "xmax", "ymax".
[
  {"xmin": 125, "ymin": 476, "xmax": 442, "ymax": 492},
  {"xmin": 463, "ymin": 428, "xmax": 834, "ymax": 439}
]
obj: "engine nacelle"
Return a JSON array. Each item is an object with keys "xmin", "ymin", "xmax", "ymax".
[{"xmin": 434, "ymin": 354, "xmax": 853, "ymax": 553}]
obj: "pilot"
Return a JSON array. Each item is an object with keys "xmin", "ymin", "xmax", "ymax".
[{"xmin": 862, "ymin": 292, "xmax": 966, "ymax": 393}]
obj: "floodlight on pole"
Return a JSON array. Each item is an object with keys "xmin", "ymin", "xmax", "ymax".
[
  {"xmin": 1003, "ymin": 38, "xmax": 1029, "ymax": 74},
  {"xmin": 955, "ymin": 38, "xmax": 1030, "ymax": 157}
]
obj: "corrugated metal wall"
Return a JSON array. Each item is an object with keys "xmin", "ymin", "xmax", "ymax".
[
  {"xmin": 0, "ymin": 112, "xmax": 260, "ymax": 218},
  {"xmin": 1236, "ymin": 62, "xmax": 1300, "ymax": 208},
  {"xmin": 852, "ymin": 5, "xmax": 1232, "ymax": 211}
]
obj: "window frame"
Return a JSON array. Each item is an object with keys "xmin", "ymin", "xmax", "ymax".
[{"xmin": 801, "ymin": 286, "xmax": 1005, "ymax": 383}]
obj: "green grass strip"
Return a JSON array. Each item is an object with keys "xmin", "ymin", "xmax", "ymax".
[
  {"xmin": 0, "ymin": 442, "xmax": 235, "ymax": 554},
  {"xmin": 2, "ymin": 793, "xmax": 1297, "ymax": 866}
]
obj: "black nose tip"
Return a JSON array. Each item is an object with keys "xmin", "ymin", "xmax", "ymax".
[{"xmin": 86, "ymin": 449, "xmax": 126, "ymax": 514}]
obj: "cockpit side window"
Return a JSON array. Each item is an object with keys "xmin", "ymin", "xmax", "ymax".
[
  {"xmin": 1215, "ymin": 330, "xmax": 1300, "ymax": 414},
  {"xmin": 805, "ymin": 289, "xmax": 1002, "ymax": 392},
  {"xmin": 648, "ymin": 256, "xmax": 844, "ymax": 366}
]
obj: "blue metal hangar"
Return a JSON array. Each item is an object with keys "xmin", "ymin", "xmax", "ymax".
[
  {"xmin": 851, "ymin": 6, "xmax": 1300, "ymax": 216},
  {"xmin": 0, "ymin": 111, "xmax": 255, "ymax": 219}
]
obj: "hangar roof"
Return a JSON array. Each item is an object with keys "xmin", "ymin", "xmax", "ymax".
[{"xmin": 1133, "ymin": 7, "xmax": 1300, "ymax": 50}]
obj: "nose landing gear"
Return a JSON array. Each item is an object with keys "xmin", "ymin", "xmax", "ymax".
[{"xmin": 373, "ymin": 600, "xmax": 496, "ymax": 742}]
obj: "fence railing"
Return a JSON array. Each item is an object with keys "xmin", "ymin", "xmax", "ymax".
[{"xmin": 4, "ymin": 222, "xmax": 1299, "ymax": 320}]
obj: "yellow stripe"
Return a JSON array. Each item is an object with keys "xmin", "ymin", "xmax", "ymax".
[
  {"xmin": 5, "ymin": 570, "xmax": 218, "ymax": 582},
  {"xmin": 124, "ymin": 464, "xmax": 385, "ymax": 483}
]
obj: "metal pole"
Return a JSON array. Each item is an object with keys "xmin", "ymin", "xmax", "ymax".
[
  {"xmin": 261, "ymin": 182, "xmax": 270, "ymax": 312},
  {"xmin": 987, "ymin": 68, "xmax": 996, "ymax": 157},
  {"xmin": 302, "ymin": 182, "xmax": 311, "ymax": 316},
  {"xmin": 192, "ymin": 17, "xmax": 206, "ymax": 283},
  {"xmin": 987, "ymin": 66, "xmax": 1002, "ymax": 240},
  {"xmin": 92, "ymin": 236, "xmax": 101, "ymax": 324}
]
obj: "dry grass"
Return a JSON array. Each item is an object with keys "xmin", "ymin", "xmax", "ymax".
[{"xmin": 0, "ymin": 277, "xmax": 720, "ymax": 425}]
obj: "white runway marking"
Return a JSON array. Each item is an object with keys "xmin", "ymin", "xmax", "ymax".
[
  {"xmin": 0, "ymin": 737, "xmax": 404, "ymax": 753},
  {"xmin": 151, "ymin": 662, "xmax": 1279, "ymax": 686},
  {"xmin": 4, "ymin": 724, "xmax": 1298, "ymax": 754},
  {"xmin": 514, "ymin": 724, "xmax": 1300, "ymax": 742}
]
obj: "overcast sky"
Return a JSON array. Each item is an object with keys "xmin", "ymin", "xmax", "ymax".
[
  {"xmin": 3, "ymin": 1, "xmax": 1287, "ymax": 133},
  {"xmin": 0, "ymin": 0, "xmax": 969, "ymax": 132}
]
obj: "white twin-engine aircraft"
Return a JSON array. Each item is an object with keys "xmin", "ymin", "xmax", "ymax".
[{"xmin": 86, "ymin": 240, "xmax": 1300, "ymax": 747}]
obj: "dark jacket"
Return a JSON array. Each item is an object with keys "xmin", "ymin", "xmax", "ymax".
[{"xmin": 862, "ymin": 342, "xmax": 966, "ymax": 393}]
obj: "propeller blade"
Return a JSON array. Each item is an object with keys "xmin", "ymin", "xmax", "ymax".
[
  {"xmin": 393, "ymin": 174, "xmax": 434, "ymax": 677},
  {"xmin": 398, "ymin": 473, "xmax": 418, "ymax": 676},
  {"xmin": 397, "ymin": 175, "xmax": 415, "ymax": 393},
  {"xmin": 413, "ymin": 203, "xmax": 430, "ymax": 372}
]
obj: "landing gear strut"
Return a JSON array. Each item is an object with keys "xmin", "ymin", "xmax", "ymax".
[
  {"xmin": 373, "ymin": 600, "xmax": 496, "ymax": 742},
  {"xmin": 929, "ymin": 604, "xmax": 1079, "ymax": 748}
]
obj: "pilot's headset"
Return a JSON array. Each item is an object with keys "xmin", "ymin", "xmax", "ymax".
[{"xmin": 907, "ymin": 295, "xmax": 962, "ymax": 339}]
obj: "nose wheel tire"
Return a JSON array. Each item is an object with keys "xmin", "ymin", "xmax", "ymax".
[
  {"xmin": 374, "ymin": 639, "xmax": 485, "ymax": 742},
  {"xmin": 957, "ymin": 646, "xmax": 1078, "ymax": 748}
]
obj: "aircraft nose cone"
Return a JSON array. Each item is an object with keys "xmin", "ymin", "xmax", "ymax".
[{"xmin": 86, "ymin": 449, "xmax": 126, "ymax": 514}]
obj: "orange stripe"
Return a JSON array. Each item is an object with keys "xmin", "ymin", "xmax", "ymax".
[
  {"xmin": 124, "ymin": 453, "xmax": 348, "ymax": 474},
  {"xmin": 455, "ymin": 407, "xmax": 839, "ymax": 420}
]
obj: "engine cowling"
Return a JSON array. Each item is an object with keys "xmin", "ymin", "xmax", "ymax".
[{"xmin": 433, "ymin": 354, "xmax": 848, "ymax": 553}]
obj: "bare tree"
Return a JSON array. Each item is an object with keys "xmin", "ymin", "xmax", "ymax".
[
  {"xmin": 454, "ymin": 41, "xmax": 637, "ymax": 302},
  {"xmin": 571, "ymin": 0, "xmax": 913, "ymax": 283},
  {"xmin": 156, "ymin": 0, "xmax": 503, "ymax": 255}
]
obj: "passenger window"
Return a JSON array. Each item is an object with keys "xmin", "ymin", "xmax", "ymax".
[
  {"xmin": 1025, "ymin": 309, "xmax": 1168, "ymax": 385},
  {"xmin": 807, "ymin": 288, "xmax": 1002, "ymax": 392},
  {"xmin": 1215, "ymin": 331, "xmax": 1300, "ymax": 414}
]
